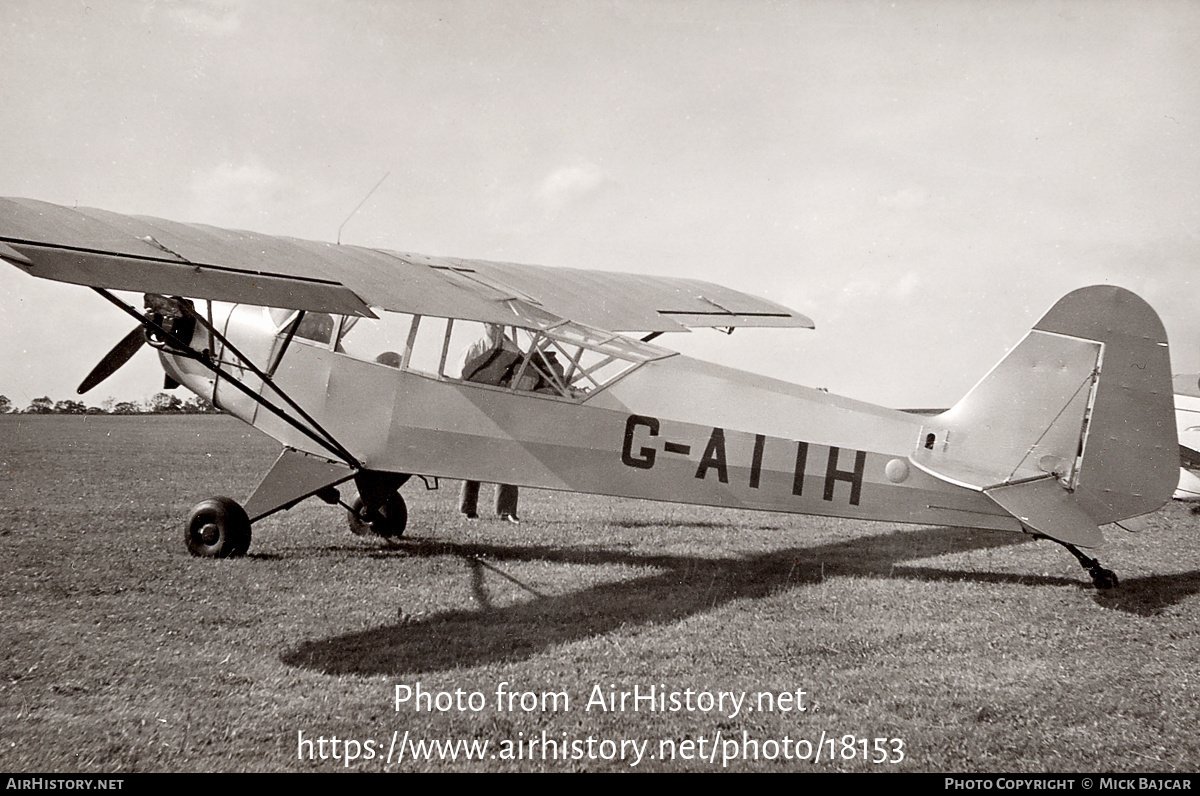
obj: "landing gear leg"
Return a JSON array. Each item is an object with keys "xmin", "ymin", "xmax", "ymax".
[{"xmin": 1060, "ymin": 542, "xmax": 1119, "ymax": 590}]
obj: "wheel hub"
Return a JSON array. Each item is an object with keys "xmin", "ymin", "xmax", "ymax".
[{"xmin": 199, "ymin": 522, "xmax": 220, "ymax": 545}]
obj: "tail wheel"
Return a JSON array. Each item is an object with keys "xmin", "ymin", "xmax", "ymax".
[
  {"xmin": 347, "ymin": 492, "xmax": 407, "ymax": 542},
  {"xmin": 185, "ymin": 497, "xmax": 251, "ymax": 558}
]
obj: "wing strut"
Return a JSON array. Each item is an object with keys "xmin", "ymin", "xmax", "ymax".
[{"xmin": 92, "ymin": 288, "xmax": 362, "ymax": 469}]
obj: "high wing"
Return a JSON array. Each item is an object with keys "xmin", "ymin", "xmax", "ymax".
[{"xmin": 0, "ymin": 197, "xmax": 813, "ymax": 333}]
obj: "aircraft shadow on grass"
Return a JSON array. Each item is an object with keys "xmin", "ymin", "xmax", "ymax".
[{"xmin": 280, "ymin": 522, "xmax": 1200, "ymax": 676}]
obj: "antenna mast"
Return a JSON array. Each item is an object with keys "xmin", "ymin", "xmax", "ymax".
[{"xmin": 337, "ymin": 172, "xmax": 390, "ymax": 245}]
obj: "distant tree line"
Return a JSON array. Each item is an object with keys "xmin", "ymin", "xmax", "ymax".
[{"xmin": 0, "ymin": 393, "xmax": 221, "ymax": 415}]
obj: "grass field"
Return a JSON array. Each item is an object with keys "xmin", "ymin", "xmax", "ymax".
[{"xmin": 2, "ymin": 414, "xmax": 1200, "ymax": 772}]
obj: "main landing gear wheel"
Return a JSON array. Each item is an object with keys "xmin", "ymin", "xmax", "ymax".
[
  {"xmin": 347, "ymin": 492, "xmax": 407, "ymax": 543},
  {"xmin": 185, "ymin": 496, "xmax": 251, "ymax": 558}
]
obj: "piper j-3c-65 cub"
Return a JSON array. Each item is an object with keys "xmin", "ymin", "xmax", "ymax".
[{"xmin": 0, "ymin": 197, "xmax": 1179, "ymax": 589}]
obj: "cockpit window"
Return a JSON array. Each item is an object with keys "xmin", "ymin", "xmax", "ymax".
[
  {"xmin": 266, "ymin": 308, "xmax": 335, "ymax": 345},
  {"xmin": 327, "ymin": 310, "xmax": 674, "ymax": 401},
  {"xmin": 336, "ymin": 312, "xmax": 417, "ymax": 369},
  {"xmin": 268, "ymin": 307, "xmax": 297, "ymax": 328},
  {"xmin": 294, "ymin": 312, "xmax": 335, "ymax": 345}
]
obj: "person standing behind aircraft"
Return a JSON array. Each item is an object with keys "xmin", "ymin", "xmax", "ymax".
[{"xmin": 458, "ymin": 324, "xmax": 522, "ymax": 523}]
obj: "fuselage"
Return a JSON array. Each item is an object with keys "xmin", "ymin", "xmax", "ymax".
[{"xmin": 161, "ymin": 303, "xmax": 1020, "ymax": 532}]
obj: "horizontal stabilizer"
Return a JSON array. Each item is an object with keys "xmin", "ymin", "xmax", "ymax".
[{"xmin": 984, "ymin": 477, "xmax": 1103, "ymax": 548}]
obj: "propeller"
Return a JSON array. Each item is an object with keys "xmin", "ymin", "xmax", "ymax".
[
  {"xmin": 76, "ymin": 295, "xmax": 198, "ymax": 395},
  {"xmin": 77, "ymin": 325, "xmax": 146, "ymax": 395}
]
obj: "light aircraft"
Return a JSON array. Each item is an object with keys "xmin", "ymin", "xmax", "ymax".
[
  {"xmin": 0, "ymin": 197, "xmax": 1180, "ymax": 589},
  {"xmin": 1173, "ymin": 374, "xmax": 1200, "ymax": 502}
]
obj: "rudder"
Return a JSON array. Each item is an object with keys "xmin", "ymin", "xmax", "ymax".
[{"xmin": 1037, "ymin": 286, "xmax": 1177, "ymax": 524}]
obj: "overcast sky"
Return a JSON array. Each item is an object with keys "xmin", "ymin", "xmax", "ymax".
[{"xmin": 0, "ymin": 0, "xmax": 1196, "ymax": 409}]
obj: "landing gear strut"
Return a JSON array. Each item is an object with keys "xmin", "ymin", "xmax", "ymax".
[{"xmin": 1060, "ymin": 542, "xmax": 1119, "ymax": 590}]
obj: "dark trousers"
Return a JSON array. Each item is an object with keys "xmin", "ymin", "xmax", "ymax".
[{"xmin": 460, "ymin": 481, "xmax": 519, "ymax": 517}]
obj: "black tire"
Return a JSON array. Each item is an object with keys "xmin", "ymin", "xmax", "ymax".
[
  {"xmin": 347, "ymin": 495, "xmax": 372, "ymax": 536},
  {"xmin": 347, "ymin": 492, "xmax": 407, "ymax": 541},
  {"xmin": 1091, "ymin": 567, "xmax": 1119, "ymax": 590},
  {"xmin": 185, "ymin": 497, "xmax": 251, "ymax": 558}
]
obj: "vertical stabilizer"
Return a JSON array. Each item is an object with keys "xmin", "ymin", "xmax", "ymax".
[
  {"xmin": 1035, "ymin": 286, "xmax": 1177, "ymax": 524},
  {"xmin": 911, "ymin": 286, "xmax": 1177, "ymax": 544}
]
